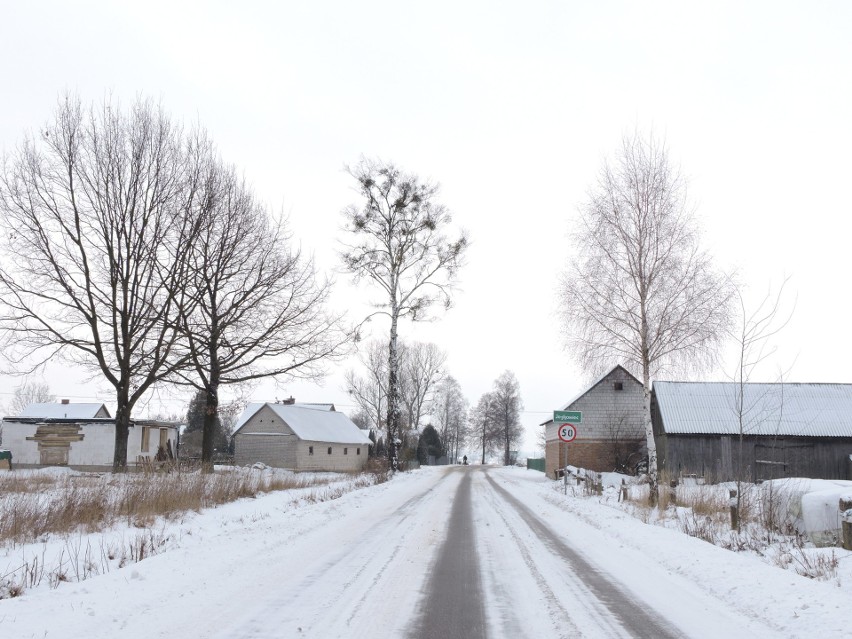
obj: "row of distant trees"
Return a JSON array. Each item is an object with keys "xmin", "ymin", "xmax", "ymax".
[{"xmin": 345, "ymin": 340, "xmax": 524, "ymax": 465}]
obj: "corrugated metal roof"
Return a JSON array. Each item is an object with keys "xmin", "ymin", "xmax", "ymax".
[
  {"xmin": 18, "ymin": 402, "xmax": 110, "ymax": 419},
  {"xmin": 235, "ymin": 402, "xmax": 371, "ymax": 445},
  {"xmin": 654, "ymin": 382, "xmax": 852, "ymax": 437}
]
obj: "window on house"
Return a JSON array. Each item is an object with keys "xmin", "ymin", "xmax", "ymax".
[
  {"xmin": 344, "ymin": 448, "xmax": 348, "ymax": 455},
  {"xmin": 614, "ymin": 382, "xmax": 624, "ymax": 391},
  {"xmin": 309, "ymin": 446, "xmax": 314, "ymax": 455},
  {"xmin": 357, "ymin": 448, "xmax": 361, "ymax": 455},
  {"xmin": 159, "ymin": 428, "xmax": 168, "ymax": 449},
  {"xmin": 141, "ymin": 426, "xmax": 150, "ymax": 452},
  {"xmin": 327, "ymin": 447, "xmax": 332, "ymax": 455}
]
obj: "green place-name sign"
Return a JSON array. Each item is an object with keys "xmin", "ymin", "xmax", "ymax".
[{"xmin": 553, "ymin": 410, "xmax": 582, "ymax": 423}]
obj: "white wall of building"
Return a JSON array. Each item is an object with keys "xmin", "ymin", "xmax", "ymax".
[{"xmin": 0, "ymin": 420, "xmax": 177, "ymax": 468}]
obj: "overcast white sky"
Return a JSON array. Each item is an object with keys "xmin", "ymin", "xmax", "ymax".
[{"xmin": 1, "ymin": 1, "xmax": 851, "ymax": 453}]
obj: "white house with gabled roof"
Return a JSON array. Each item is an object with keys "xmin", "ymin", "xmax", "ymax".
[
  {"xmin": 233, "ymin": 400, "xmax": 371, "ymax": 472},
  {"xmin": 1, "ymin": 400, "xmax": 178, "ymax": 470}
]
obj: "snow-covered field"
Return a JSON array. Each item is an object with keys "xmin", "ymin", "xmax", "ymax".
[{"xmin": 1, "ymin": 465, "xmax": 850, "ymax": 638}]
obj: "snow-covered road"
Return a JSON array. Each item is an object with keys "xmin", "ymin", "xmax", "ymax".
[{"xmin": 1, "ymin": 466, "xmax": 848, "ymax": 638}]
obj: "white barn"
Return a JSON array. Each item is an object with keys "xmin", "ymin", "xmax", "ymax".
[
  {"xmin": 1, "ymin": 400, "xmax": 178, "ymax": 470},
  {"xmin": 233, "ymin": 401, "xmax": 371, "ymax": 472}
]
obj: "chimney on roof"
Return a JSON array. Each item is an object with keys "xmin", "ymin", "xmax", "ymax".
[
  {"xmin": 61, "ymin": 399, "xmax": 70, "ymax": 405},
  {"xmin": 283, "ymin": 396, "xmax": 295, "ymax": 405}
]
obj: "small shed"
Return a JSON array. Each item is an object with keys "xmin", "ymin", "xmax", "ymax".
[
  {"xmin": 233, "ymin": 401, "xmax": 371, "ymax": 472},
  {"xmin": 543, "ymin": 365, "xmax": 646, "ymax": 478},
  {"xmin": 652, "ymin": 381, "xmax": 852, "ymax": 482},
  {"xmin": 1, "ymin": 401, "xmax": 178, "ymax": 470}
]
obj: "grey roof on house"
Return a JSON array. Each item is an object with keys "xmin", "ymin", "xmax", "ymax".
[
  {"xmin": 18, "ymin": 402, "xmax": 111, "ymax": 419},
  {"xmin": 653, "ymin": 381, "xmax": 852, "ymax": 437},
  {"xmin": 234, "ymin": 402, "xmax": 371, "ymax": 445}
]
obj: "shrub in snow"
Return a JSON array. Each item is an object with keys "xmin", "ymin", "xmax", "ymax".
[{"xmin": 758, "ymin": 478, "xmax": 852, "ymax": 546}]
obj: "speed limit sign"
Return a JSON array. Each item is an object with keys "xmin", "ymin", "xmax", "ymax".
[{"xmin": 558, "ymin": 423, "xmax": 578, "ymax": 443}]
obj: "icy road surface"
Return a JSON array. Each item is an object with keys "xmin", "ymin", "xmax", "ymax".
[{"xmin": 1, "ymin": 465, "xmax": 848, "ymax": 638}]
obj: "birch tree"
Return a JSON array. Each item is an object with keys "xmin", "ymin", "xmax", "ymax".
[
  {"xmin": 340, "ymin": 158, "xmax": 468, "ymax": 470},
  {"xmin": 560, "ymin": 131, "xmax": 734, "ymax": 504}
]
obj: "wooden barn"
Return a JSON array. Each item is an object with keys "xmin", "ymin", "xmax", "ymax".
[
  {"xmin": 652, "ymin": 381, "xmax": 852, "ymax": 482},
  {"xmin": 543, "ymin": 365, "xmax": 646, "ymax": 478}
]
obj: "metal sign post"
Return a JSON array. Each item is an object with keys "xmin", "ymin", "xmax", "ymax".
[{"xmin": 553, "ymin": 410, "xmax": 582, "ymax": 495}]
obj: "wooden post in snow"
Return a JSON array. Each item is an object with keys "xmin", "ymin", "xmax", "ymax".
[
  {"xmin": 729, "ymin": 488, "xmax": 739, "ymax": 531},
  {"xmin": 840, "ymin": 498, "xmax": 852, "ymax": 551}
]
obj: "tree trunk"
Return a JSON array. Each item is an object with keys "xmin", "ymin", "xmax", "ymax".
[
  {"xmin": 112, "ymin": 385, "xmax": 131, "ymax": 473},
  {"xmin": 386, "ymin": 306, "xmax": 400, "ymax": 471},
  {"xmin": 642, "ymin": 369, "xmax": 659, "ymax": 506},
  {"xmin": 202, "ymin": 333, "xmax": 221, "ymax": 474},
  {"xmin": 202, "ymin": 382, "xmax": 219, "ymax": 474}
]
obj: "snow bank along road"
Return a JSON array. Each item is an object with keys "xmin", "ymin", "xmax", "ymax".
[{"xmin": 1, "ymin": 466, "xmax": 847, "ymax": 638}]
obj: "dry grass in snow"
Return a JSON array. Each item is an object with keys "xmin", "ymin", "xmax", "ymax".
[
  {"xmin": 0, "ymin": 464, "xmax": 388, "ymax": 598},
  {"xmin": 556, "ymin": 468, "xmax": 848, "ymax": 585}
]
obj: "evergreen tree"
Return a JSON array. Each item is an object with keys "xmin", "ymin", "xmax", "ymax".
[{"xmin": 416, "ymin": 424, "xmax": 443, "ymax": 464}]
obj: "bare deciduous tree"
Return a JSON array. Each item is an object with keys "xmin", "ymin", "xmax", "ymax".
[
  {"xmin": 179, "ymin": 160, "xmax": 347, "ymax": 471},
  {"xmin": 433, "ymin": 375, "xmax": 468, "ymax": 464},
  {"xmin": 489, "ymin": 370, "xmax": 524, "ymax": 466},
  {"xmin": 345, "ymin": 338, "xmax": 447, "ymax": 460},
  {"xmin": 603, "ymin": 410, "xmax": 645, "ymax": 474},
  {"xmin": 1, "ymin": 377, "xmax": 55, "ymax": 447},
  {"xmin": 729, "ymin": 279, "xmax": 794, "ymax": 528},
  {"xmin": 0, "ymin": 95, "xmax": 203, "ymax": 471},
  {"xmin": 8, "ymin": 377, "xmax": 54, "ymax": 415},
  {"xmin": 560, "ymin": 132, "xmax": 734, "ymax": 503},
  {"xmin": 344, "ymin": 339, "xmax": 389, "ymax": 444},
  {"xmin": 340, "ymin": 158, "xmax": 468, "ymax": 470},
  {"xmin": 470, "ymin": 392, "xmax": 499, "ymax": 464},
  {"xmin": 399, "ymin": 341, "xmax": 447, "ymax": 438}
]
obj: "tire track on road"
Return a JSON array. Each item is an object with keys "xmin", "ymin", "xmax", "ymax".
[
  {"xmin": 484, "ymin": 472, "xmax": 682, "ymax": 639},
  {"xmin": 206, "ymin": 469, "xmax": 458, "ymax": 639},
  {"xmin": 475, "ymin": 470, "xmax": 584, "ymax": 638},
  {"xmin": 409, "ymin": 468, "xmax": 486, "ymax": 639}
]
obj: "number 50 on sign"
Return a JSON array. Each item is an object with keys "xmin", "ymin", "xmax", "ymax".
[{"xmin": 558, "ymin": 424, "xmax": 578, "ymax": 443}]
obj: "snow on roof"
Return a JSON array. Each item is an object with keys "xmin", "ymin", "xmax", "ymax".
[
  {"xmin": 234, "ymin": 402, "xmax": 371, "ymax": 445},
  {"xmin": 17, "ymin": 402, "xmax": 111, "ymax": 419},
  {"xmin": 233, "ymin": 402, "xmax": 265, "ymax": 432},
  {"xmin": 654, "ymin": 381, "xmax": 852, "ymax": 437}
]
